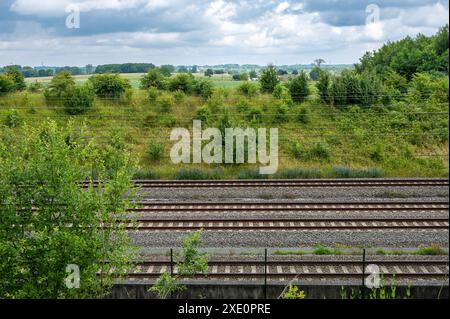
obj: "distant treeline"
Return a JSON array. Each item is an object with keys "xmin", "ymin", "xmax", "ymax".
[
  {"xmin": 94, "ymin": 63, "xmax": 156, "ymax": 74},
  {"xmin": 0, "ymin": 65, "xmax": 94, "ymax": 78}
]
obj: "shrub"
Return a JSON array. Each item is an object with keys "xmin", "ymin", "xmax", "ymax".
[
  {"xmin": 3, "ymin": 67, "xmax": 26, "ymax": 91},
  {"xmin": 63, "ymin": 83, "xmax": 95, "ymax": 115},
  {"xmin": 168, "ymin": 73, "xmax": 194, "ymax": 94},
  {"xmin": 133, "ymin": 169, "xmax": 157, "ymax": 180},
  {"xmin": 148, "ymin": 87, "xmax": 160, "ymax": 103},
  {"xmin": 308, "ymin": 143, "xmax": 331, "ymax": 160},
  {"xmin": 297, "ymin": 107, "xmax": 311, "ymax": 124},
  {"xmin": 28, "ymin": 81, "xmax": 43, "ymax": 93},
  {"xmin": 195, "ymin": 105, "xmax": 212, "ymax": 123},
  {"xmin": 158, "ymin": 94, "xmax": 175, "ymax": 113},
  {"xmin": 237, "ymin": 81, "xmax": 259, "ymax": 97},
  {"xmin": 416, "ymin": 244, "xmax": 446, "ymax": 255},
  {"xmin": 245, "ymin": 106, "xmax": 263, "ymax": 123},
  {"xmin": 147, "ymin": 142, "xmax": 165, "ymax": 161},
  {"xmin": 4, "ymin": 109, "xmax": 21, "ymax": 128},
  {"xmin": 272, "ymin": 83, "xmax": 288, "ymax": 99},
  {"xmin": 44, "ymin": 71, "xmax": 75, "ymax": 101},
  {"xmin": 259, "ymin": 64, "xmax": 279, "ymax": 93},
  {"xmin": 193, "ymin": 78, "xmax": 214, "ymax": 99},
  {"xmin": 332, "ymin": 166, "xmax": 383, "ymax": 178},
  {"xmin": 289, "ymin": 71, "xmax": 310, "ymax": 102},
  {"xmin": 88, "ymin": 73, "xmax": 131, "ymax": 98},
  {"xmin": 281, "ymin": 284, "xmax": 305, "ymax": 299},
  {"xmin": 0, "ymin": 75, "xmax": 15, "ymax": 94},
  {"xmin": 274, "ymin": 104, "xmax": 290, "ymax": 123},
  {"xmin": 140, "ymin": 68, "xmax": 166, "ymax": 90},
  {"xmin": 316, "ymin": 70, "xmax": 331, "ymax": 103}
]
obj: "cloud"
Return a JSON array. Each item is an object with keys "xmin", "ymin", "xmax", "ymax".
[{"xmin": 1, "ymin": 0, "xmax": 448, "ymax": 66}]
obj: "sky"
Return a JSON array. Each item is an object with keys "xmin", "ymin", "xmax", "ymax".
[{"xmin": 0, "ymin": 0, "xmax": 448, "ymax": 67}]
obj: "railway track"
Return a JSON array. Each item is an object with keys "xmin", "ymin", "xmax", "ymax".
[
  {"xmin": 116, "ymin": 201, "xmax": 449, "ymax": 231},
  {"xmin": 88, "ymin": 178, "xmax": 449, "ymax": 188},
  {"xmin": 117, "ymin": 218, "xmax": 449, "ymax": 231},
  {"xmin": 122, "ymin": 259, "xmax": 449, "ymax": 281}
]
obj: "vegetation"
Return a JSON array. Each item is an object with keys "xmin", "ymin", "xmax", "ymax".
[{"xmin": 0, "ymin": 121, "xmax": 138, "ymax": 298}]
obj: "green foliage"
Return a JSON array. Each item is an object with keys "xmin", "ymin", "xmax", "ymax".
[
  {"xmin": 140, "ymin": 68, "xmax": 166, "ymax": 90},
  {"xmin": 148, "ymin": 87, "xmax": 160, "ymax": 103},
  {"xmin": 313, "ymin": 245, "xmax": 342, "ymax": 255},
  {"xmin": 44, "ymin": 71, "xmax": 75, "ymax": 101},
  {"xmin": 309, "ymin": 66, "xmax": 321, "ymax": 81},
  {"xmin": 237, "ymin": 81, "xmax": 259, "ymax": 97},
  {"xmin": 147, "ymin": 142, "xmax": 165, "ymax": 162},
  {"xmin": 193, "ymin": 78, "xmax": 214, "ymax": 99},
  {"xmin": 158, "ymin": 94, "xmax": 175, "ymax": 113},
  {"xmin": 274, "ymin": 168, "xmax": 320, "ymax": 179},
  {"xmin": 27, "ymin": 81, "xmax": 43, "ymax": 93},
  {"xmin": 88, "ymin": 73, "xmax": 131, "ymax": 98},
  {"xmin": 281, "ymin": 284, "xmax": 306, "ymax": 299},
  {"xmin": 195, "ymin": 105, "xmax": 212, "ymax": 123},
  {"xmin": 357, "ymin": 25, "xmax": 449, "ymax": 79},
  {"xmin": 168, "ymin": 73, "xmax": 195, "ymax": 94},
  {"xmin": 416, "ymin": 244, "xmax": 446, "ymax": 255},
  {"xmin": 3, "ymin": 67, "xmax": 26, "ymax": 91},
  {"xmin": 174, "ymin": 169, "xmax": 223, "ymax": 180},
  {"xmin": 3, "ymin": 109, "xmax": 21, "ymax": 128},
  {"xmin": 297, "ymin": 106, "xmax": 311, "ymax": 124},
  {"xmin": 0, "ymin": 121, "xmax": 138, "ymax": 298},
  {"xmin": 316, "ymin": 70, "xmax": 331, "ymax": 103},
  {"xmin": 204, "ymin": 68, "xmax": 214, "ymax": 77},
  {"xmin": 176, "ymin": 230, "xmax": 209, "ymax": 276},
  {"xmin": 238, "ymin": 169, "xmax": 269, "ymax": 179},
  {"xmin": 0, "ymin": 74, "xmax": 15, "ymax": 94},
  {"xmin": 259, "ymin": 64, "xmax": 280, "ymax": 93},
  {"xmin": 63, "ymin": 83, "xmax": 95, "ymax": 115},
  {"xmin": 332, "ymin": 166, "xmax": 382, "ymax": 178},
  {"xmin": 289, "ymin": 71, "xmax": 310, "ymax": 103},
  {"xmin": 272, "ymin": 83, "xmax": 288, "ymax": 99},
  {"xmin": 149, "ymin": 272, "xmax": 186, "ymax": 299}
]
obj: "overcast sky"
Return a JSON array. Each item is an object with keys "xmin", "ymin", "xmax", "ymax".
[{"xmin": 0, "ymin": 0, "xmax": 448, "ymax": 67}]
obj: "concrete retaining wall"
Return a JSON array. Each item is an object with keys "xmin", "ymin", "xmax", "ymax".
[{"xmin": 110, "ymin": 282, "xmax": 449, "ymax": 299}]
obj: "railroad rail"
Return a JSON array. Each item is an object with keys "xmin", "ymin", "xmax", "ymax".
[
  {"xmin": 117, "ymin": 218, "xmax": 449, "ymax": 231},
  {"xmin": 88, "ymin": 178, "xmax": 449, "ymax": 188},
  {"xmin": 122, "ymin": 259, "xmax": 449, "ymax": 281}
]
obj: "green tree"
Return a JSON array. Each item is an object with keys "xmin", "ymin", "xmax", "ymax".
[
  {"xmin": 89, "ymin": 74, "xmax": 131, "ymax": 98},
  {"xmin": 0, "ymin": 121, "xmax": 138, "ymax": 298},
  {"xmin": 316, "ymin": 70, "xmax": 331, "ymax": 103},
  {"xmin": 63, "ymin": 82, "xmax": 95, "ymax": 115},
  {"xmin": 4, "ymin": 67, "xmax": 26, "ymax": 91},
  {"xmin": 140, "ymin": 68, "xmax": 166, "ymax": 90},
  {"xmin": 309, "ymin": 66, "xmax": 321, "ymax": 81},
  {"xmin": 0, "ymin": 75, "xmax": 15, "ymax": 94},
  {"xmin": 168, "ymin": 73, "xmax": 195, "ymax": 94},
  {"xmin": 204, "ymin": 68, "xmax": 214, "ymax": 77},
  {"xmin": 259, "ymin": 64, "xmax": 280, "ymax": 93},
  {"xmin": 289, "ymin": 71, "xmax": 310, "ymax": 103},
  {"xmin": 44, "ymin": 71, "xmax": 76, "ymax": 102},
  {"xmin": 159, "ymin": 65, "xmax": 175, "ymax": 77}
]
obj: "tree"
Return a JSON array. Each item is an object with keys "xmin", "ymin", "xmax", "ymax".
[
  {"xmin": 289, "ymin": 71, "xmax": 310, "ymax": 102},
  {"xmin": 309, "ymin": 66, "xmax": 322, "ymax": 81},
  {"xmin": 259, "ymin": 64, "xmax": 279, "ymax": 93},
  {"xmin": 85, "ymin": 64, "xmax": 94, "ymax": 74},
  {"xmin": 0, "ymin": 121, "xmax": 138, "ymax": 298},
  {"xmin": 0, "ymin": 75, "xmax": 15, "ymax": 94},
  {"xmin": 314, "ymin": 59, "xmax": 326, "ymax": 68},
  {"xmin": 89, "ymin": 74, "xmax": 131, "ymax": 98},
  {"xmin": 204, "ymin": 69, "xmax": 214, "ymax": 77},
  {"xmin": 4, "ymin": 67, "xmax": 26, "ymax": 91},
  {"xmin": 178, "ymin": 66, "xmax": 189, "ymax": 73},
  {"xmin": 292, "ymin": 70, "xmax": 299, "ymax": 75},
  {"xmin": 316, "ymin": 70, "xmax": 331, "ymax": 103},
  {"xmin": 193, "ymin": 78, "xmax": 214, "ymax": 99},
  {"xmin": 277, "ymin": 69, "xmax": 288, "ymax": 76},
  {"xmin": 249, "ymin": 70, "xmax": 257, "ymax": 79},
  {"xmin": 240, "ymin": 73, "xmax": 249, "ymax": 81},
  {"xmin": 140, "ymin": 68, "xmax": 166, "ymax": 90},
  {"xmin": 168, "ymin": 73, "xmax": 194, "ymax": 94},
  {"xmin": 191, "ymin": 65, "xmax": 198, "ymax": 73},
  {"xmin": 159, "ymin": 65, "xmax": 175, "ymax": 77},
  {"xmin": 63, "ymin": 82, "xmax": 95, "ymax": 115},
  {"xmin": 44, "ymin": 71, "xmax": 76, "ymax": 101}
]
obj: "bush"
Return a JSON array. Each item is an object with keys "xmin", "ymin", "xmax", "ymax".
[
  {"xmin": 316, "ymin": 70, "xmax": 331, "ymax": 103},
  {"xmin": 193, "ymin": 78, "xmax": 214, "ymax": 99},
  {"xmin": 88, "ymin": 73, "xmax": 131, "ymax": 98},
  {"xmin": 4, "ymin": 109, "xmax": 21, "ymax": 128},
  {"xmin": 147, "ymin": 142, "xmax": 165, "ymax": 161},
  {"xmin": 272, "ymin": 83, "xmax": 288, "ymax": 99},
  {"xmin": 0, "ymin": 74, "xmax": 15, "ymax": 94},
  {"xmin": 195, "ymin": 105, "xmax": 212, "ymax": 123},
  {"xmin": 174, "ymin": 169, "xmax": 223, "ymax": 180},
  {"xmin": 28, "ymin": 81, "xmax": 43, "ymax": 93},
  {"xmin": 148, "ymin": 87, "xmax": 160, "ymax": 103},
  {"xmin": 274, "ymin": 104, "xmax": 290, "ymax": 123},
  {"xmin": 158, "ymin": 94, "xmax": 175, "ymax": 113},
  {"xmin": 259, "ymin": 64, "xmax": 279, "ymax": 93},
  {"xmin": 289, "ymin": 71, "xmax": 310, "ymax": 102},
  {"xmin": 246, "ymin": 106, "xmax": 264, "ymax": 123},
  {"xmin": 140, "ymin": 68, "xmax": 166, "ymax": 90},
  {"xmin": 3, "ymin": 67, "xmax": 26, "ymax": 91},
  {"xmin": 297, "ymin": 107, "xmax": 311, "ymax": 124},
  {"xmin": 44, "ymin": 71, "xmax": 75, "ymax": 101},
  {"xmin": 63, "ymin": 83, "xmax": 95, "ymax": 115},
  {"xmin": 238, "ymin": 169, "xmax": 269, "ymax": 179},
  {"xmin": 237, "ymin": 81, "xmax": 259, "ymax": 97},
  {"xmin": 168, "ymin": 73, "xmax": 194, "ymax": 94}
]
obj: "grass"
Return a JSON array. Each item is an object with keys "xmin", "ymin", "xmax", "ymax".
[{"xmin": 1, "ymin": 77, "xmax": 448, "ymax": 179}]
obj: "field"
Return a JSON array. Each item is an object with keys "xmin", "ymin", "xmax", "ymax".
[{"xmin": 2, "ymin": 76, "xmax": 448, "ymax": 179}]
